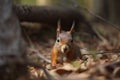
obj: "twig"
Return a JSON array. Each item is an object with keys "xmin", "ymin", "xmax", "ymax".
[
  {"xmin": 70, "ymin": 0, "xmax": 120, "ymax": 31},
  {"xmin": 97, "ymin": 49, "xmax": 120, "ymax": 54},
  {"xmin": 24, "ymin": 61, "xmax": 54, "ymax": 80},
  {"xmin": 81, "ymin": 7, "xmax": 120, "ymax": 31},
  {"xmin": 105, "ymin": 61, "xmax": 120, "ymax": 67},
  {"xmin": 23, "ymin": 28, "xmax": 51, "ymax": 63},
  {"xmin": 31, "ymin": 49, "xmax": 51, "ymax": 63},
  {"xmin": 82, "ymin": 49, "xmax": 120, "ymax": 56}
]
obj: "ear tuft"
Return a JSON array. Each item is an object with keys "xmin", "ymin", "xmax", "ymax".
[
  {"xmin": 69, "ymin": 21, "xmax": 75, "ymax": 33},
  {"xmin": 57, "ymin": 19, "xmax": 61, "ymax": 36}
]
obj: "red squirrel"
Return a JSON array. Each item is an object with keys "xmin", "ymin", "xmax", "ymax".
[{"xmin": 51, "ymin": 21, "xmax": 81, "ymax": 67}]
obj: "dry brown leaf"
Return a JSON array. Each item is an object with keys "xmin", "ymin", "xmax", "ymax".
[{"xmin": 56, "ymin": 69, "xmax": 72, "ymax": 75}]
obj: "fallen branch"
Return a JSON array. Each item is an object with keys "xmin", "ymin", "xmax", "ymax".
[
  {"xmin": 82, "ymin": 49, "xmax": 120, "ymax": 56},
  {"xmin": 13, "ymin": 5, "xmax": 84, "ymax": 25},
  {"xmin": 14, "ymin": 4, "xmax": 100, "ymax": 38},
  {"xmin": 25, "ymin": 61, "xmax": 53, "ymax": 80}
]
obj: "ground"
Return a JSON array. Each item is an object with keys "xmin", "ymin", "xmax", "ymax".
[{"xmin": 23, "ymin": 22, "xmax": 120, "ymax": 80}]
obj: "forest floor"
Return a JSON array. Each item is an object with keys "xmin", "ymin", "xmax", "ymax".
[{"xmin": 23, "ymin": 22, "xmax": 120, "ymax": 80}]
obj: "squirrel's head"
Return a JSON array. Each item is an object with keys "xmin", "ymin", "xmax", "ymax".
[{"xmin": 55, "ymin": 20, "xmax": 75, "ymax": 54}]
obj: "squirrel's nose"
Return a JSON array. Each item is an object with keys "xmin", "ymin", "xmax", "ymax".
[
  {"xmin": 61, "ymin": 45, "xmax": 69, "ymax": 53},
  {"xmin": 64, "ymin": 47, "xmax": 68, "ymax": 52}
]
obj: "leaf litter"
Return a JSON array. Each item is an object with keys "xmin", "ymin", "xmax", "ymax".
[{"xmin": 23, "ymin": 23, "xmax": 120, "ymax": 80}]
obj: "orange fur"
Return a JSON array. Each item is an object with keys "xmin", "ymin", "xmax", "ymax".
[{"xmin": 51, "ymin": 21, "xmax": 81, "ymax": 67}]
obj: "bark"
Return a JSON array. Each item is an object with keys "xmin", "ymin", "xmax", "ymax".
[
  {"xmin": 0, "ymin": 0, "xmax": 27, "ymax": 80},
  {"xmin": 0, "ymin": 0, "xmax": 25, "ymax": 59},
  {"xmin": 14, "ymin": 5, "xmax": 84, "ymax": 26}
]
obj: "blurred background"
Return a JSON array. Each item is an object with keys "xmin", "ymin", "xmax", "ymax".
[
  {"xmin": 14, "ymin": 0, "xmax": 120, "ymax": 24},
  {"xmin": 14, "ymin": 0, "xmax": 120, "ymax": 50},
  {"xmin": 0, "ymin": 1, "xmax": 120, "ymax": 80}
]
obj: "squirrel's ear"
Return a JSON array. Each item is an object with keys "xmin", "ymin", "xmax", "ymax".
[
  {"xmin": 57, "ymin": 20, "xmax": 61, "ymax": 36},
  {"xmin": 69, "ymin": 21, "xmax": 75, "ymax": 33}
]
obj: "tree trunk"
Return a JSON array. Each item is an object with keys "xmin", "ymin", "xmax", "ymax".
[{"xmin": 0, "ymin": 0, "xmax": 27, "ymax": 79}]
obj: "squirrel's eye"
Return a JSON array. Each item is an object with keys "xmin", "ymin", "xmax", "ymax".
[{"xmin": 56, "ymin": 38, "xmax": 60, "ymax": 42}]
